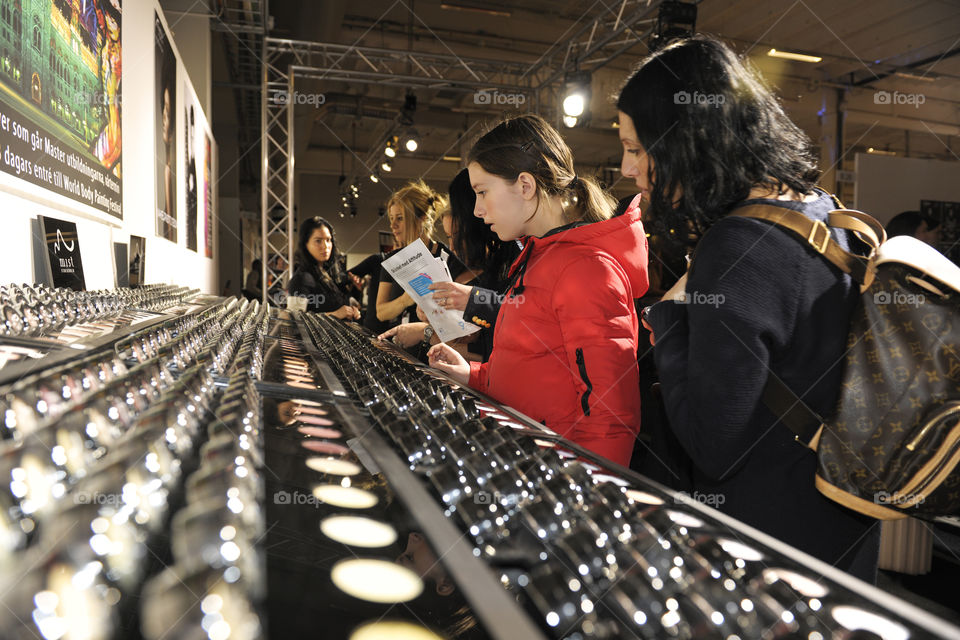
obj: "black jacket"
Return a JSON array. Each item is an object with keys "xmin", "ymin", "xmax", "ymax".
[
  {"xmin": 647, "ymin": 190, "xmax": 880, "ymax": 582},
  {"xmin": 288, "ymin": 266, "xmax": 349, "ymax": 313}
]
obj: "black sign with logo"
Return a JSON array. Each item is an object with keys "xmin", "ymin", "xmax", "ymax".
[{"xmin": 39, "ymin": 215, "xmax": 86, "ymax": 291}]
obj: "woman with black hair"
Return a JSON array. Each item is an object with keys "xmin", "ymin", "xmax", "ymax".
[
  {"xmin": 287, "ymin": 216, "xmax": 360, "ymax": 320},
  {"xmin": 617, "ymin": 35, "xmax": 879, "ymax": 580}
]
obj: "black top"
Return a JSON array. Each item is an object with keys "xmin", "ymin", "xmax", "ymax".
[
  {"xmin": 349, "ymin": 253, "xmax": 389, "ymax": 334},
  {"xmin": 647, "ymin": 190, "xmax": 880, "ymax": 582},
  {"xmin": 287, "ymin": 265, "xmax": 350, "ymax": 314},
  {"xmin": 379, "ymin": 241, "xmax": 467, "ymax": 326}
]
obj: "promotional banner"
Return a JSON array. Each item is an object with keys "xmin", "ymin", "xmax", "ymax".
[
  {"xmin": 0, "ymin": 0, "xmax": 122, "ymax": 218},
  {"xmin": 154, "ymin": 11, "xmax": 176, "ymax": 242},
  {"xmin": 39, "ymin": 214, "xmax": 85, "ymax": 290}
]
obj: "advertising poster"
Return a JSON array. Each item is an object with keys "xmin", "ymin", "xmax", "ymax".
[
  {"xmin": 203, "ymin": 132, "xmax": 212, "ymax": 258},
  {"xmin": 154, "ymin": 11, "xmax": 176, "ymax": 242},
  {"xmin": 0, "ymin": 0, "xmax": 122, "ymax": 218},
  {"xmin": 39, "ymin": 214, "xmax": 85, "ymax": 290},
  {"xmin": 183, "ymin": 82, "xmax": 197, "ymax": 251}
]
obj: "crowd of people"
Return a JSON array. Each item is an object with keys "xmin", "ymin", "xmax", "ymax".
[{"xmin": 268, "ymin": 35, "xmax": 924, "ymax": 583}]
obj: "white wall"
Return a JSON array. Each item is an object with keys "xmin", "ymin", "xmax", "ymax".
[
  {"xmin": 854, "ymin": 154, "xmax": 960, "ymax": 226},
  {"xmin": 0, "ymin": 0, "xmax": 218, "ymax": 293}
]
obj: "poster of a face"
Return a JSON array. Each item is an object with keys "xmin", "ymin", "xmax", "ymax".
[
  {"xmin": 184, "ymin": 83, "xmax": 198, "ymax": 252},
  {"xmin": 0, "ymin": 0, "xmax": 122, "ymax": 218},
  {"xmin": 155, "ymin": 12, "xmax": 176, "ymax": 242},
  {"xmin": 204, "ymin": 133, "xmax": 213, "ymax": 258}
]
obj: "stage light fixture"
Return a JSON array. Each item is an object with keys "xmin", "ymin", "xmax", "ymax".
[
  {"xmin": 403, "ymin": 129, "xmax": 420, "ymax": 153},
  {"xmin": 381, "ymin": 160, "xmax": 392, "ymax": 172},
  {"xmin": 648, "ymin": 1, "xmax": 697, "ymax": 52},
  {"xmin": 561, "ymin": 72, "xmax": 591, "ymax": 127},
  {"xmin": 384, "ymin": 137, "xmax": 397, "ymax": 158}
]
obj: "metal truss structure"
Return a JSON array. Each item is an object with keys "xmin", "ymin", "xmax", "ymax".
[{"xmin": 259, "ymin": 1, "xmax": 693, "ymax": 303}]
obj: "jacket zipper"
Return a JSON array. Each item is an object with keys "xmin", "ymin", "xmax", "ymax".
[{"xmin": 575, "ymin": 348, "xmax": 592, "ymax": 417}]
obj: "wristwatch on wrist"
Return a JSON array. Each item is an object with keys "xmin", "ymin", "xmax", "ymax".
[{"xmin": 423, "ymin": 326, "xmax": 435, "ymax": 344}]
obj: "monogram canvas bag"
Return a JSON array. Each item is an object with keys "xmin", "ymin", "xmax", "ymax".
[{"xmin": 731, "ymin": 203, "xmax": 960, "ymax": 520}]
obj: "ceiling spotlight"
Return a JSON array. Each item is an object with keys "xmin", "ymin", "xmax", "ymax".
[
  {"xmin": 384, "ymin": 137, "xmax": 397, "ymax": 158},
  {"xmin": 403, "ymin": 129, "xmax": 420, "ymax": 153},
  {"xmin": 370, "ymin": 174, "xmax": 379, "ymax": 183},
  {"xmin": 561, "ymin": 72, "xmax": 591, "ymax": 126},
  {"xmin": 563, "ymin": 115, "xmax": 578, "ymax": 128},
  {"xmin": 381, "ymin": 160, "xmax": 392, "ymax": 172},
  {"xmin": 648, "ymin": 1, "xmax": 697, "ymax": 52},
  {"xmin": 350, "ymin": 184, "xmax": 358, "ymax": 193}
]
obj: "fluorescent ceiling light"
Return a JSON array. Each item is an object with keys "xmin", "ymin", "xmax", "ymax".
[
  {"xmin": 894, "ymin": 71, "xmax": 936, "ymax": 82},
  {"xmin": 768, "ymin": 48, "xmax": 822, "ymax": 63}
]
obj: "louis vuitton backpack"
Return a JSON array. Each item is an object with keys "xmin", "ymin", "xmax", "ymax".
[{"xmin": 730, "ymin": 202, "xmax": 960, "ymax": 520}]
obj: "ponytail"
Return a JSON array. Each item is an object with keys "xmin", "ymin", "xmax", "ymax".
[{"xmin": 566, "ymin": 174, "xmax": 615, "ymax": 224}]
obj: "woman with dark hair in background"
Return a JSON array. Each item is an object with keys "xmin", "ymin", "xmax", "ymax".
[
  {"xmin": 287, "ymin": 216, "xmax": 360, "ymax": 320},
  {"xmin": 428, "ymin": 168, "xmax": 521, "ymax": 360},
  {"xmin": 618, "ymin": 35, "xmax": 879, "ymax": 581},
  {"xmin": 427, "ymin": 114, "xmax": 649, "ymax": 466}
]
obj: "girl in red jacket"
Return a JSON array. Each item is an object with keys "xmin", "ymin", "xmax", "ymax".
[{"xmin": 428, "ymin": 114, "xmax": 649, "ymax": 466}]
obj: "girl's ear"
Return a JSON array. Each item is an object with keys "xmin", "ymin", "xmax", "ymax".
[{"xmin": 517, "ymin": 172, "xmax": 537, "ymax": 201}]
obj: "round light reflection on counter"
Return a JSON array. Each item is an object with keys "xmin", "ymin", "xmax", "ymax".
[
  {"xmin": 306, "ymin": 457, "xmax": 360, "ymax": 476},
  {"xmin": 830, "ymin": 606, "xmax": 909, "ymax": 640},
  {"xmin": 349, "ymin": 621, "xmax": 443, "ymax": 640},
  {"xmin": 666, "ymin": 510, "xmax": 703, "ymax": 528},
  {"xmin": 761, "ymin": 568, "xmax": 829, "ymax": 598},
  {"xmin": 624, "ymin": 489, "xmax": 664, "ymax": 505},
  {"xmin": 321, "ymin": 516, "xmax": 397, "ymax": 548},
  {"xmin": 312, "ymin": 485, "xmax": 378, "ymax": 509},
  {"xmin": 717, "ymin": 538, "xmax": 765, "ymax": 562},
  {"xmin": 589, "ymin": 473, "xmax": 630, "ymax": 487},
  {"xmin": 331, "ymin": 559, "xmax": 423, "ymax": 603}
]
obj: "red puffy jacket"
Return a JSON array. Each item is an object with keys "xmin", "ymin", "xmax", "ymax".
[{"xmin": 468, "ymin": 199, "xmax": 649, "ymax": 466}]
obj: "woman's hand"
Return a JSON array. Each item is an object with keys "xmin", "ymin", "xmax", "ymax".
[
  {"xmin": 660, "ymin": 273, "xmax": 688, "ymax": 303},
  {"xmin": 329, "ymin": 304, "xmax": 360, "ymax": 320},
  {"xmin": 377, "ymin": 322, "xmax": 427, "ymax": 348},
  {"xmin": 429, "ymin": 282, "xmax": 472, "ymax": 311},
  {"xmin": 643, "ymin": 273, "xmax": 689, "ymax": 346},
  {"xmin": 415, "ymin": 305, "xmax": 429, "ymax": 323},
  {"xmin": 427, "ymin": 343, "xmax": 470, "ymax": 385}
]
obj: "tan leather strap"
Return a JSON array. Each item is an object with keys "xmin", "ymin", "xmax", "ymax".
[
  {"xmin": 730, "ymin": 204, "xmax": 873, "ymax": 286},
  {"xmin": 827, "ymin": 209, "xmax": 886, "ymax": 250}
]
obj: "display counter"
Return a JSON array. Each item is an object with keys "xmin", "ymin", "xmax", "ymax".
[{"xmin": 0, "ymin": 292, "xmax": 956, "ymax": 640}]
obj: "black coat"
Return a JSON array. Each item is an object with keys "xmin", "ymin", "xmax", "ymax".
[
  {"xmin": 288, "ymin": 265, "xmax": 349, "ymax": 313},
  {"xmin": 647, "ymin": 190, "xmax": 881, "ymax": 582}
]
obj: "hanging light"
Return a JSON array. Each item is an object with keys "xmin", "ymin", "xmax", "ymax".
[
  {"xmin": 561, "ymin": 71, "xmax": 591, "ymax": 128},
  {"xmin": 380, "ymin": 160, "xmax": 392, "ymax": 172},
  {"xmin": 369, "ymin": 174, "xmax": 379, "ymax": 183},
  {"xmin": 403, "ymin": 128, "xmax": 420, "ymax": 152},
  {"xmin": 384, "ymin": 137, "xmax": 397, "ymax": 158}
]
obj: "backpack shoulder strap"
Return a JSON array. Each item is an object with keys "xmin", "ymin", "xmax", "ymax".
[
  {"xmin": 729, "ymin": 204, "xmax": 883, "ymax": 287},
  {"xmin": 727, "ymin": 200, "xmax": 886, "ymax": 446}
]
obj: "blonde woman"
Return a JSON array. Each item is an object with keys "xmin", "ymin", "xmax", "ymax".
[{"xmin": 376, "ymin": 180, "xmax": 466, "ymax": 328}]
